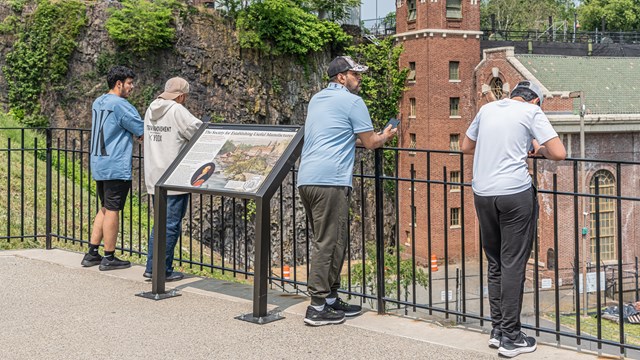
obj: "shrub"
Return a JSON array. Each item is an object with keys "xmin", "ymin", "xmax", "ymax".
[
  {"xmin": 3, "ymin": 0, "xmax": 87, "ymax": 126},
  {"xmin": 105, "ymin": 0, "xmax": 180, "ymax": 54},
  {"xmin": 236, "ymin": 0, "xmax": 351, "ymax": 57}
]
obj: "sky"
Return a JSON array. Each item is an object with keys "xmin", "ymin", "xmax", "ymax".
[{"xmin": 360, "ymin": 0, "xmax": 396, "ymax": 21}]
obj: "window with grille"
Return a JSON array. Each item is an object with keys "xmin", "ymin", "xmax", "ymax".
[
  {"xmin": 407, "ymin": 62, "xmax": 416, "ymax": 82},
  {"xmin": 407, "ymin": 0, "xmax": 416, "ymax": 21},
  {"xmin": 446, "ymin": 0, "xmax": 462, "ymax": 19},
  {"xmin": 410, "ymin": 98, "xmax": 416, "ymax": 117},
  {"xmin": 409, "ymin": 133, "xmax": 417, "ymax": 156},
  {"xmin": 450, "ymin": 208, "xmax": 460, "ymax": 226},
  {"xmin": 450, "ymin": 97, "xmax": 460, "ymax": 117},
  {"xmin": 449, "ymin": 61, "xmax": 459, "ymax": 81},
  {"xmin": 450, "ymin": 170, "xmax": 460, "ymax": 191},
  {"xmin": 449, "ymin": 134, "xmax": 460, "ymax": 151},
  {"xmin": 589, "ymin": 170, "xmax": 616, "ymax": 261},
  {"xmin": 490, "ymin": 77, "xmax": 503, "ymax": 99}
]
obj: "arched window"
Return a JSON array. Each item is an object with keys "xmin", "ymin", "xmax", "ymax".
[
  {"xmin": 589, "ymin": 170, "xmax": 616, "ymax": 261},
  {"xmin": 490, "ymin": 77, "xmax": 503, "ymax": 99}
]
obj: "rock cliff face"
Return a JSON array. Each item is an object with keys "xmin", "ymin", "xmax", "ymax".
[
  {"xmin": 48, "ymin": 3, "xmax": 329, "ymax": 128},
  {"xmin": 0, "ymin": 2, "xmax": 383, "ymax": 266}
]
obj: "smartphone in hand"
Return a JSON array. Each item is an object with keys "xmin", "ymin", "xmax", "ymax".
[{"xmin": 384, "ymin": 118, "xmax": 400, "ymax": 130}]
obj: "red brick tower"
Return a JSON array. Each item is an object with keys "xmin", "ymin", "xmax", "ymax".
[{"xmin": 395, "ymin": 0, "xmax": 482, "ymax": 264}]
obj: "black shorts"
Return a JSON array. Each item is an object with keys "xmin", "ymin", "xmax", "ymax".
[{"xmin": 96, "ymin": 180, "xmax": 131, "ymax": 211}]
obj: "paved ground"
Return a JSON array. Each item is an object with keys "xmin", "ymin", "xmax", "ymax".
[{"xmin": 0, "ymin": 249, "xmax": 610, "ymax": 359}]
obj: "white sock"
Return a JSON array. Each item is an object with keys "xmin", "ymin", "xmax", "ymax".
[
  {"xmin": 311, "ymin": 304, "xmax": 324, "ymax": 311},
  {"xmin": 326, "ymin": 297, "xmax": 336, "ymax": 305}
]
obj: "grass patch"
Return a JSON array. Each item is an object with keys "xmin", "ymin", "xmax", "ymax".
[{"xmin": 558, "ymin": 313, "xmax": 640, "ymax": 346}]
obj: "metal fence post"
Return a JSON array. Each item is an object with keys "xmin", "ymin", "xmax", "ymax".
[
  {"xmin": 45, "ymin": 128, "xmax": 52, "ymax": 250},
  {"xmin": 253, "ymin": 198, "xmax": 270, "ymax": 318},
  {"xmin": 152, "ymin": 188, "xmax": 168, "ymax": 295},
  {"xmin": 636, "ymin": 256, "xmax": 640, "ymax": 301},
  {"xmin": 374, "ymin": 148, "xmax": 385, "ymax": 314}
]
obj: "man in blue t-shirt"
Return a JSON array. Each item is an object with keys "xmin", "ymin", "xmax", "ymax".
[
  {"xmin": 81, "ymin": 66, "xmax": 144, "ymax": 271},
  {"xmin": 462, "ymin": 81, "xmax": 566, "ymax": 357},
  {"xmin": 297, "ymin": 56, "xmax": 397, "ymax": 326}
]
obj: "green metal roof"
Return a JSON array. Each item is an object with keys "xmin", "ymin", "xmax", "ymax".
[{"xmin": 514, "ymin": 55, "xmax": 640, "ymax": 115}]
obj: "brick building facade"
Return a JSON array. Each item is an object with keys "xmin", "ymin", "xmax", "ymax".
[
  {"xmin": 394, "ymin": 0, "xmax": 640, "ymax": 292},
  {"xmin": 395, "ymin": 0, "xmax": 482, "ymax": 265}
]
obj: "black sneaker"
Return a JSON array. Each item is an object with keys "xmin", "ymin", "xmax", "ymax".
[
  {"xmin": 81, "ymin": 252, "xmax": 102, "ymax": 267},
  {"xmin": 327, "ymin": 297, "xmax": 362, "ymax": 317},
  {"xmin": 143, "ymin": 271, "xmax": 184, "ymax": 282},
  {"xmin": 98, "ymin": 256, "xmax": 131, "ymax": 271},
  {"xmin": 303, "ymin": 306, "xmax": 345, "ymax": 326},
  {"xmin": 498, "ymin": 332, "xmax": 537, "ymax": 358},
  {"xmin": 166, "ymin": 272, "xmax": 184, "ymax": 282},
  {"xmin": 488, "ymin": 328, "xmax": 501, "ymax": 349}
]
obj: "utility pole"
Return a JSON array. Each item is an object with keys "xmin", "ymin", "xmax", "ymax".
[{"xmin": 570, "ymin": 91, "xmax": 588, "ymax": 316}]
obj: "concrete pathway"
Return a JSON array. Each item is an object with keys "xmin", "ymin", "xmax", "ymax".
[{"xmin": 0, "ymin": 249, "xmax": 610, "ymax": 359}]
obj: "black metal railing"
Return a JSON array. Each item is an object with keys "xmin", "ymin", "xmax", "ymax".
[
  {"xmin": 482, "ymin": 29, "xmax": 640, "ymax": 44},
  {"xmin": 2, "ymin": 126, "xmax": 640, "ymax": 357}
]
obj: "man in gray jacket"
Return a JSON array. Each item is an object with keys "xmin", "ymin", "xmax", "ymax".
[{"xmin": 143, "ymin": 77, "xmax": 202, "ymax": 281}]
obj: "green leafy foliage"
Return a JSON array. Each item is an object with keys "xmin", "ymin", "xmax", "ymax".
[
  {"xmin": 0, "ymin": 15, "xmax": 19, "ymax": 34},
  {"xmin": 578, "ymin": 0, "xmax": 640, "ymax": 31},
  {"xmin": 105, "ymin": 0, "xmax": 180, "ymax": 54},
  {"xmin": 3, "ymin": 0, "xmax": 87, "ymax": 126},
  {"xmin": 7, "ymin": 0, "xmax": 29, "ymax": 13},
  {"xmin": 480, "ymin": 0, "xmax": 576, "ymax": 32},
  {"xmin": 345, "ymin": 243, "xmax": 429, "ymax": 308},
  {"xmin": 347, "ymin": 37, "xmax": 407, "ymax": 185},
  {"xmin": 301, "ymin": 0, "xmax": 361, "ymax": 22},
  {"xmin": 236, "ymin": 0, "xmax": 351, "ymax": 57},
  {"xmin": 348, "ymin": 38, "xmax": 407, "ymax": 134}
]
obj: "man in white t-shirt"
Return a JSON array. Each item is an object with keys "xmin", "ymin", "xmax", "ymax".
[
  {"xmin": 462, "ymin": 81, "xmax": 566, "ymax": 358},
  {"xmin": 143, "ymin": 77, "xmax": 203, "ymax": 281}
]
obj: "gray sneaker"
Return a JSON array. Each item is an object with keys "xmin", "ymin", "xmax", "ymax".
[{"xmin": 304, "ymin": 306, "xmax": 345, "ymax": 326}]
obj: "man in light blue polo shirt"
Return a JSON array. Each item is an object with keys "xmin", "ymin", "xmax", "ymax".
[
  {"xmin": 82, "ymin": 66, "xmax": 144, "ymax": 271},
  {"xmin": 462, "ymin": 81, "xmax": 566, "ymax": 357},
  {"xmin": 297, "ymin": 56, "xmax": 397, "ymax": 326}
]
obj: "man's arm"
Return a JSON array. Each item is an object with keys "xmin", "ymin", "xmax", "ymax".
[
  {"xmin": 357, "ymin": 125, "xmax": 397, "ymax": 150},
  {"xmin": 461, "ymin": 135, "xmax": 476, "ymax": 154},
  {"xmin": 175, "ymin": 106, "xmax": 203, "ymax": 141},
  {"xmin": 120, "ymin": 102, "xmax": 144, "ymax": 137},
  {"xmin": 532, "ymin": 137, "xmax": 566, "ymax": 161}
]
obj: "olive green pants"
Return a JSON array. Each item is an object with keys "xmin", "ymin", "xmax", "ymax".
[{"xmin": 299, "ymin": 185, "xmax": 350, "ymax": 306}]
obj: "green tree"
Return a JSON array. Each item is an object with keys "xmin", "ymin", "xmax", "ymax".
[
  {"xmin": 347, "ymin": 37, "xmax": 407, "ymax": 142},
  {"xmin": 302, "ymin": 0, "xmax": 361, "ymax": 22},
  {"xmin": 481, "ymin": 0, "xmax": 576, "ymax": 32},
  {"xmin": 577, "ymin": 0, "xmax": 640, "ymax": 31},
  {"xmin": 347, "ymin": 37, "xmax": 407, "ymax": 190},
  {"xmin": 105, "ymin": 0, "xmax": 179, "ymax": 54},
  {"xmin": 236, "ymin": 0, "xmax": 351, "ymax": 57}
]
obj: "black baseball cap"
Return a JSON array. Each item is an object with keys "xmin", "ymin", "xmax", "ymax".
[{"xmin": 327, "ymin": 56, "xmax": 369, "ymax": 78}]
